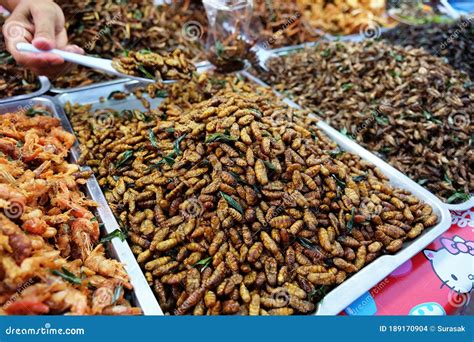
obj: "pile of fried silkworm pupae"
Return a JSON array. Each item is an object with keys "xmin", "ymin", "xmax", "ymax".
[
  {"xmin": 112, "ymin": 49, "xmax": 195, "ymax": 82},
  {"xmin": 65, "ymin": 75, "xmax": 438, "ymax": 315}
]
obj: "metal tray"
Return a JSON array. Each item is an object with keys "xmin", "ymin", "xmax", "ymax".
[
  {"xmin": 0, "ymin": 97, "xmax": 162, "ymax": 315},
  {"xmin": 49, "ymin": 61, "xmax": 213, "ymax": 94},
  {"xmin": 0, "ymin": 76, "xmax": 50, "ymax": 104},
  {"xmin": 53, "ymin": 61, "xmax": 213, "ymax": 114},
  {"xmin": 53, "ymin": 79, "xmax": 452, "ymax": 315},
  {"xmin": 242, "ymin": 44, "xmax": 473, "ymax": 211},
  {"xmin": 54, "ymin": 80, "xmax": 166, "ymax": 115},
  {"xmin": 50, "ymin": 78, "xmax": 130, "ymax": 94}
]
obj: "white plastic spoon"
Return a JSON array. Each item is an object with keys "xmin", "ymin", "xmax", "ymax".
[
  {"xmin": 250, "ymin": 45, "xmax": 277, "ymax": 72},
  {"xmin": 16, "ymin": 42, "xmax": 158, "ymax": 83}
]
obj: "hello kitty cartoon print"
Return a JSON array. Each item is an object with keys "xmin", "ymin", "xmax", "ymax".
[{"xmin": 424, "ymin": 236, "xmax": 474, "ymax": 293}]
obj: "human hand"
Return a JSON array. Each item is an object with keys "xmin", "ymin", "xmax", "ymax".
[{"xmin": 2, "ymin": 0, "xmax": 83, "ymax": 77}]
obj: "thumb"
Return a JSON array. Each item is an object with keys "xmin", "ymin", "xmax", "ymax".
[{"xmin": 31, "ymin": 11, "xmax": 57, "ymax": 50}]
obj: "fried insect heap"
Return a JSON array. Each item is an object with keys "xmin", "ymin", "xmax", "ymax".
[
  {"xmin": 252, "ymin": 0, "xmax": 321, "ymax": 48},
  {"xmin": 382, "ymin": 18, "xmax": 474, "ymax": 80},
  {"xmin": 65, "ymin": 82, "xmax": 437, "ymax": 315},
  {"xmin": 295, "ymin": 0, "xmax": 393, "ymax": 35},
  {"xmin": 252, "ymin": 40, "xmax": 473, "ymax": 203},
  {"xmin": 52, "ymin": 0, "xmax": 206, "ymax": 88},
  {"xmin": 0, "ymin": 111, "xmax": 140, "ymax": 315},
  {"xmin": 66, "ymin": 73, "xmax": 265, "ymax": 171},
  {"xmin": 52, "ymin": 0, "xmax": 321, "ymax": 89},
  {"xmin": 0, "ymin": 16, "xmax": 41, "ymax": 98},
  {"xmin": 0, "ymin": 53, "xmax": 40, "ymax": 98},
  {"xmin": 112, "ymin": 49, "xmax": 196, "ymax": 81}
]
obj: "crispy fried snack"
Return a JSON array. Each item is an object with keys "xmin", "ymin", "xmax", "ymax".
[
  {"xmin": 51, "ymin": 0, "xmax": 206, "ymax": 88},
  {"xmin": 252, "ymin": 0, "xmax": 321, "ymax": 47},
  {"xmin": 64, "ymin": 76, "xmax": 437, "ymax": 315},
  {"xmin": 382, "ymin": 18, "xmax": 474, "ymax": 80},
  {"xmin": 296, "ymin": 0, "xmax": 392, "ymax": 35},
  {"xmin": 112, "ymin": 49, "xmax": 196, "ymax": 82},
  {"xmin": 252, "ymin": 41, "xmax": 473, "ymax": 203},
  {"xmin": 0, "ymin": 111, "xmax": 140, "ymax": 315},
  {"xmin": 52, "ymin": 0, "xmax": 321, "ymax": 89}
]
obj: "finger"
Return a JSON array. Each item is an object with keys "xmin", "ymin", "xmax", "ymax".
[
  {"xmin": 31, "ymin": 52, "xmax": 65, "ymax": 66},
  {"xmin": 3, "ymin": 7, "xmax": 68, "ymax": 75},
  {"xmin": 3, "ymin": 30, "xmax": 32, "ymax": 62},
  {"xmin": 18, "ymin": 45, "xmax": 82, "ymax": 71},
  {"xmin": 55, "ymin": 28, "xmax": 68, "ymax": 49},
  {"xmin": 8, "ymin": 44, "xmax": 64, "ymax": 68},
  {"xmin": 2, "ymin": 17, "xmax": 33, "ymax": 44},
  {"xmin": 3, "ymin": 14, "xmax": 34, "ymax": 56},
  {"xmin": 63, "ymin": 44, "xmax": 85, "ymax": 55},
  {"xmin": 2, "ymin": 19, "xmax": 42, "ymax": 67},
  {"xmin": 17, "ymin": 52, "xmax": 65, "ymax": 68},
  {"xmin": 30, "ymin": 6, "xmax": 58, "ymax": 50}
]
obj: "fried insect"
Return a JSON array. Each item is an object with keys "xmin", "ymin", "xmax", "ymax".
[
  {"xmin": 253, "ymin": 40, "xmax": 473, "ymax": 203},
  {"xmin": 66, "ymin": 79, "xmax": 437, "ymax": 315},
  {"xmin": 296, "ymin": 0, "xmax": 393, "ymax": 35},
  {"xmin": 112, "ymin": 49, "xmax": 195, "ymax": 82}
]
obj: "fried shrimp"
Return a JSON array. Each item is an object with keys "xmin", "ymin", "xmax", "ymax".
[{"xmin": 0, "ymin": 111, "xmax": 140, "ymax": 315}]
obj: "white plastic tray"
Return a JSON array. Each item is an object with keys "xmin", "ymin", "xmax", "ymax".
[
  {"xmin": 54, "ymin": 79, "xmax": 452, "ymax": 315},
  {"xmin": 315, "ymin": 122, "xmax": 452, "ymax": 315}
]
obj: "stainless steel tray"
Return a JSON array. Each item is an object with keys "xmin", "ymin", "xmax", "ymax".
[
  {"xmin": 53, "ymin": 61, "xmax": 213, "ymax": 114},
  {"xmin": 242, "ymin": 44, "xmax": 474, "ymax": 211},
  {"xmin": 53, "ymin": 79, "xmax": 452, "ymax": 315},
  {"xmin": 0, "ymin": 76, "xmax": 50, "ymax": 104},
  {"xmin": 54, "ymin": 80, "xmax": 166, "ymax": 115},
  {"xmin": 50, "ymin": 78, "xmax": 130, "ymax": 94},
  {"xmin": 0, "ymin": 97, "xmax": 163, "ymax": 315}
]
